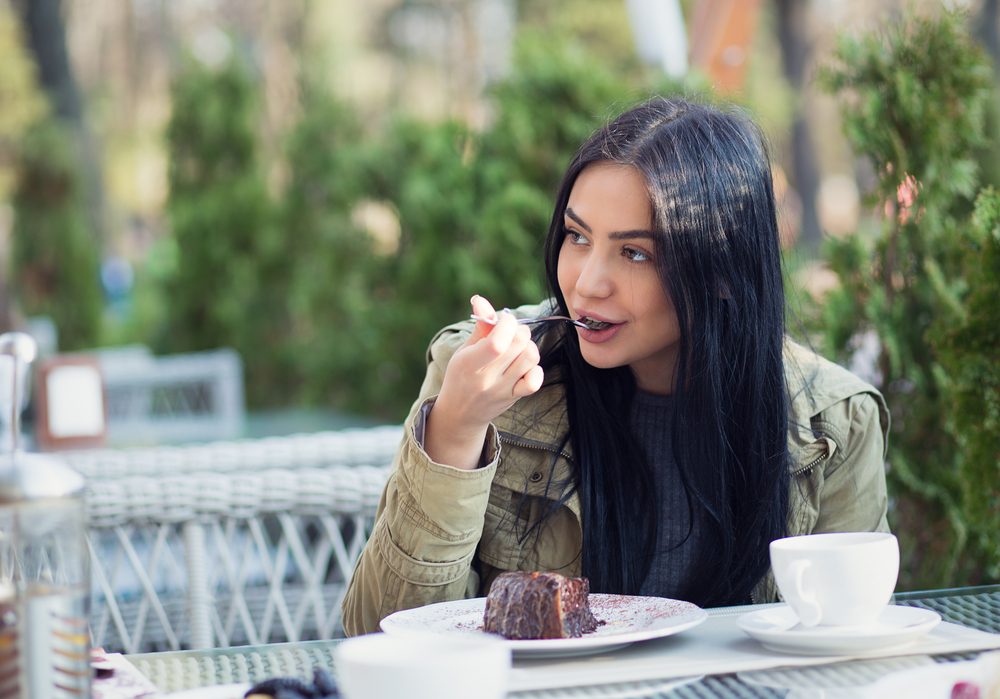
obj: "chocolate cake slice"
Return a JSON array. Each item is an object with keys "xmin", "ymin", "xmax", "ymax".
[{"xmin": 483, "ymin": 571, "xmax": 598, "ymax": 640}]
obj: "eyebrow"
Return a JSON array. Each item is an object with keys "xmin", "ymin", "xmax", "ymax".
[{"xmin": 565, "ymin": 207, "xmax": 657, "ymax": 240}]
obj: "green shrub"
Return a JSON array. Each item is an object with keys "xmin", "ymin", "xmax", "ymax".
[
  {"xmin": 161, "ymin": 55, "xmax": 284, "ymax": 405},
  {"xmin": 938, "ymin": 188, "xmax": 1000, "ymax": 582},
  {"xmin": 818, "ymin": 10, "xmax": 998, "ymax": 587},
  {"xmin": 279, "ymin": 85, "xmax": 391, "ymax": 410}
]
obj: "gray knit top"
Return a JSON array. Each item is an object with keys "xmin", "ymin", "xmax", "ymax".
[{"xmin": 631, "ymin": 390, "xmax": 708, "ymax": 599}]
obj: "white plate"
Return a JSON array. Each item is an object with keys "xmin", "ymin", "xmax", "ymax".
[
  {"xmin": 380, "ymin": 594, "xmax": 707, "ymax": 658},
  {"xmin": 163, "ymin": 684, "xmax": 250, "ymax": 699},
  {"xmin": 738, "ymin": 604, "xmax": 941, "ymax": 656},
  {"xmin": 863, "ymin": 652, "xmax": 1000, "ymax": 698}
]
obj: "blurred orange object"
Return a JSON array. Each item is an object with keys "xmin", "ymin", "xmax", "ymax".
[{"xmin": 689, "ymin": 0, "xmax": 763, "ymax": 94}]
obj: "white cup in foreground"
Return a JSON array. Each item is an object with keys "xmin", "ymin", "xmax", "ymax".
[
  {"xmin": 770, "ymin": 532, "xmax": 899, "ymax": 628},
  {"xmin": 335, "ymin": 632, "xmax": 510, "ymax": 699}
]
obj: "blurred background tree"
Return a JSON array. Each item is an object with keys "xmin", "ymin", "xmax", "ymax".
[
  {"xmin": 0, "ymin": 3, "xmax": 44, "ymax": 195},
  {"xmin": 11, "ymin": 117, "xmax": 102, "ymax": 350},
  {"xmin": 0, "ymin": 1, "xmax": 46, "ymax": 331},
  {"xmin": 2, "ymin": 0, "xmax": 103, "ymax": 349},
  {"xmin": 10, "ymin": 0, "xmax": 107, "ymax": 248},
  {"xmin": 819, "ymin": 10, "xmax": 999, "ymax": 588}
]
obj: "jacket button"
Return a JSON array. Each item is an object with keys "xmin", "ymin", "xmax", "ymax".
[{"xmin": 529, "ymin": 471, "xmax": 543, "ymax": 483}]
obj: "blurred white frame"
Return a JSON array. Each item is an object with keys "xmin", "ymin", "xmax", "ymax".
[{"xmin": 36, "ymin": 355, "xmax": 107, "ymax": 450}]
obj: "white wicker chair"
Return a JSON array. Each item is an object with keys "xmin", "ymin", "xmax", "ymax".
[{"xmin": 77, "ymin": 427, "xmax": 401, "ymax": 653}]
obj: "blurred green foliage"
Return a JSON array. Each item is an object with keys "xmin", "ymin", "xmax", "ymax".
[
  {"xmin": 155, "ymin": 35, "xmax": 688, "ymax": 419},
  {"xmin": 278, "ymin": 84, "xmax": 392, "ymax": 412},
  {"xmin": 11, "ymin": 118, "xmax": 102, "ymax": 349},
  {"xmin": 161, "ymin": 56, "xmax": 285, "ymax": 405},
  {"xmin": 818, "ymin": 10, "xmax": 999, "ymax": 588}
]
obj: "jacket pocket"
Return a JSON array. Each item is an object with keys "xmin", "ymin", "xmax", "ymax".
[
  {"xmin": 480, "ymin": 436, "xmax": 575, "ymax": 571},
  {"xmin": 478, "ymin": 442, "xmax": 557, "ymax": 570},
  {"xmin": 478, "ymin": 484, "xmax": 527, "ymax": 570}
]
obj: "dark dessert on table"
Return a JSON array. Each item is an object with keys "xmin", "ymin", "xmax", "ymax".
[
  {"xmin": 483, "ymin": 571, "xmax": 598, "ymax": 640},
  {"xmin": 244, "ymin": 668, "xmax": 339, "ymax": 698}
]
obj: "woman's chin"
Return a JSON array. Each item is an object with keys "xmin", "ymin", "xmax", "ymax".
[{"xmin": 579, "ymin": 348, "xmax": 624, "ymax": 371}]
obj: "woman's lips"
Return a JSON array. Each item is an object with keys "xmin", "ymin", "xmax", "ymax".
[
  {"xmin": 575, "ymin": 314, "xmax": 624, "ymax": 343},
  {"xmin": 578, "ymin": 323, "xmax": 623, "ymax": 343}
]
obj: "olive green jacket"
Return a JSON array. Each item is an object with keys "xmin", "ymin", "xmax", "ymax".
[{"xmin": 341, "ymin": 304, "xmax": 891, "ymax": 636}]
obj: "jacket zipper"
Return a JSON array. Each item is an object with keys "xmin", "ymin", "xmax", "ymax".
[
  {"xmin": 498, "ymin": 432, "xmax": 573, "ymax": 463},
  {"xmin": 791, "ymin": 447, "xmax": 829, "ymax": 478}
]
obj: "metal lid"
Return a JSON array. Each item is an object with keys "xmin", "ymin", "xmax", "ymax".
[
  {"xmin": 0, "ymin": 452, "xmax": 85, "ymax": 503},
  {"xmin": 0, "ymin": 331, "xmax": 85, "ymax": 502},
  {"xmin": 1, "ymin": 331, "xmax": 34, "ymax": 455},
  {"xmin": 0, "ymin": 332, "xmax": 36, "ymax": 365}
]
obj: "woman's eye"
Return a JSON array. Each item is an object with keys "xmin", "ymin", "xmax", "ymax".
[
  {"xmin": 623, "ymin": 246, "xmax": 651, "ymax": 262},
  {"xmin": 565, "ymin": 228, "xmax": 588, "ymax": 245}
]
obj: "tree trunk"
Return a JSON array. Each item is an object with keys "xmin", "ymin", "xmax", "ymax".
[
  {"xmin": 975, "ymin": 0, "xmax": 999, "ymax": 72},
  {"xmin": 13, "ymin": 0, "xmax": 108, "ymax": 249},
  {"xmin": 975, "ymin": 0, "xmax": 1000, "ymax": 189},
  {"xmin": 775, "ymin": 0, "xmax": 821, "ymax": 252},
  {"xmin": 0, "ymin": 283, "xmax": 15, "ymax": 333}
]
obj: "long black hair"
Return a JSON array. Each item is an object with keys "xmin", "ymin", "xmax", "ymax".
[{"xmin": 539, "ymin": 97, "xmax": 790, "ymax": 606}]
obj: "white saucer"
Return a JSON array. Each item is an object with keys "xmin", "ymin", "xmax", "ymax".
[{"xmin": 738, "ymin": 604, "xmax": 941, "ymax": 656}]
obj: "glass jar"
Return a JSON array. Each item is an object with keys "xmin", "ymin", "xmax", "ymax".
[{"xmin": 0, "ymin": 332, "xmax": 90, "ymax": 699}]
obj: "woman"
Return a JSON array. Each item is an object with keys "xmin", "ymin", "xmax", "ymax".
[{"xmin": 341, "ymin": 97, "xmax": 890, "ymax": 635}]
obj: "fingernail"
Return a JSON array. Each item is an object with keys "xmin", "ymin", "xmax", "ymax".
[{"xmin": 470, "ymin": 294, "xmax": 481, "ymax": 305}]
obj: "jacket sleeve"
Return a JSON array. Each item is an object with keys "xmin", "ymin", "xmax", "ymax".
[
  {"xmin": 811, "ymin": 391, "xmax": 891, "ymax": 534},
  {"xmin": 340, "ymin": 327, "xmax": 500, "ymax": 636}
]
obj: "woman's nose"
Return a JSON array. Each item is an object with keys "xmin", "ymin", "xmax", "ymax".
[{"xmin": 574, "ymin": 254, "xmax": 614, "ymax": 298}]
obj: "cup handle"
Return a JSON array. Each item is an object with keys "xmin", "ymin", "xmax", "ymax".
[{"xmin": 788, "ymin": 559, "xmax": 822, "ymax": 627}]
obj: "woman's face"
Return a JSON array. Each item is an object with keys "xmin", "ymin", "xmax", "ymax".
[{"xmin": 557, "ymin": 161, "xmax": 680, "ymax": 395}]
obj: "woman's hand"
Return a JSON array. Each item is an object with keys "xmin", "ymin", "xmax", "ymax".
[{"xmin": 425, "ymin": 295, "xmax": 544, "ymax": 470}]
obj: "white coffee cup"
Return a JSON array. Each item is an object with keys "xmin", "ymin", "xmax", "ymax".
[
  {"xmin": 770, "ymin": 532, "xmax": 899, "ymax": 627},
  {"xmin": 334, "ymin": 632, "xmax": 510, "ymax": 699}
]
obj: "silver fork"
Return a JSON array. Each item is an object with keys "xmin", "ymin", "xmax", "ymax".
[{"xmin": 470, "ymin": 312, "xmax": 588, "ymax": 329}]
